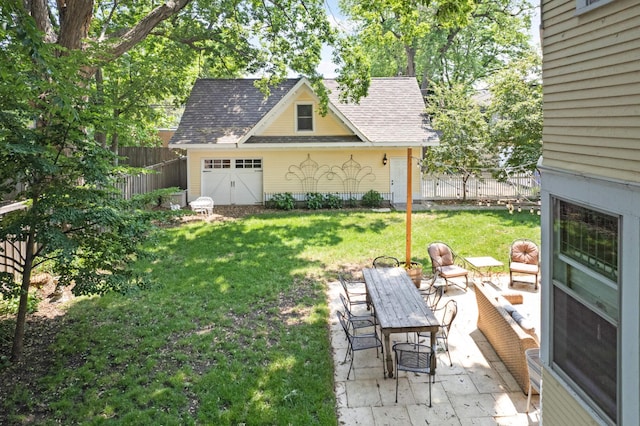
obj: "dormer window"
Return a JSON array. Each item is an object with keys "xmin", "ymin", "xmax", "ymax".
[{"xmin": 296, "ymin": 104, "xmax": 313, "ymax": 132}]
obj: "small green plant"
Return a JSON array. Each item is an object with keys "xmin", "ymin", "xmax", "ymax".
[
  {"xmin": 270, "ymin": 192, "xmax": 296, "ymax": 210},
  {"xmin": 324, "ymin": 193, "xmax": 343, "ymax": 209},
  {"xmin": 0, "ymin": 291, "xmax": 41, "ymax": 315},
  {"xmin": 129, "ymin": 187, "xmax": 182, "ymax": 210},
  {"xmin": 361, "ymin": 190, "xmax": 383, "ymax": 207},
  {"xmin": 306, "ymin": 192, "xmax": 324, "ymax": 210},
  {"xmin": 345, "ymin": 197, "xmax": 358, "ymax": 208}
]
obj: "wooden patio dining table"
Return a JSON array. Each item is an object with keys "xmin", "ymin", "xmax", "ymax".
[{"xmin": 362, "ymin": 267, "xmax": 440, "ymax": 377}]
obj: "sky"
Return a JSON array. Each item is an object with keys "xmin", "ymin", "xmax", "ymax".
[{"xmin": 317, "ymin": 1, "xmax": 541, "ymax": 78}]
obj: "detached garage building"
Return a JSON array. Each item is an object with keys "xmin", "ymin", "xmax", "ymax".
[{"xmin": 168, "ymin": 77, "xmax": 438, "ymax": 206}]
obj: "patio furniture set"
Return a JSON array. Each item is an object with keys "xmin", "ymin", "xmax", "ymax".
[{"xmin": 335, "ymin": 239, "xmax": 541, "ymax": 410}]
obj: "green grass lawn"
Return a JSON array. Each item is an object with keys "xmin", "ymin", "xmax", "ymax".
[{"xmin": 0, "ymin": 208, "xmax": 539, "ymax": 425}]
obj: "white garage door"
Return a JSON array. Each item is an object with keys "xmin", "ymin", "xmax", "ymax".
[{"xmin": 201, "ymin": 158, "xmax": 263, "ymax": 205}]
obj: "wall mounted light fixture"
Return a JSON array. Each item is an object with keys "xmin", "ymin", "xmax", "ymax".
[{"xmin": 382, "ymin": 153, "xmax": 388, "ymax": 166}]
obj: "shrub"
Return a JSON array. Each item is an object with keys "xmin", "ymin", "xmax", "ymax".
[
  {"xmin": 324, "ymin": 193, "xmax": 343, "ymax": 209},
  {"xmin": 345, "ymin": 197, "xmax": 358, "ymax": 208},
  {"xmin": 361, "ymin": 190, "xmax": 383, "ymax": 207},
  {"xmin": 0, "ymin": 276, "xmax": 41, "ymax": 315},
  {"xmin": 270, "ymin": 192, "xmax": 295, "ymax": 210},
  {"xmin": 305, "ymin": 192, "xmax": 324, "ymax": 210}
]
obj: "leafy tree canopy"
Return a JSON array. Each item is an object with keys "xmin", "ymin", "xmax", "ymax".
[
  {"xmin": 340, "ymin": 0, "xmax": 533, "ymax": 87},
  {"xmin": 487, "ymin": 51, "xmax": 542, "ymax": 173},
  {"xmin": 1, "ymin": 0, "xmax": 368, "ymax": 360}
]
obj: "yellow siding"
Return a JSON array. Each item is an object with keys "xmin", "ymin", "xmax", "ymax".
[
  {"xmin": 542, "ymin": 371, "xmax": 603, "ymax": 425},
  {"xmin": 541, "ymin": 0, "xmax": 640, "ymax": 181},
  {"xmin": 257, "ymin": 86, "xmax": 352, "ymax": 137},
  {"xmin": 187, "ymin": 149, "xmax": 417, "ymax": 199}
]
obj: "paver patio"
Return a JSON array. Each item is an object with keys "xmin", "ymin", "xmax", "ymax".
[{"xmin": 328, "ymin": 274, "xmax": 541, "ymax": 426}]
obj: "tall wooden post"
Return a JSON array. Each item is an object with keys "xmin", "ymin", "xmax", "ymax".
[{"xmin": 406, "ymin": 148, "xmax": 412, "ymax": 266}]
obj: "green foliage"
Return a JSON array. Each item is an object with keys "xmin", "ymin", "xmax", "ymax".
[
  {"xmin": 341, "ymin": 0, "xmax": 532, "ymax": 85},
  {"xmin": 269, "ymin": 192, "xmax": 296, "ymax": 210},
  {"xmin": 0, "ymin": 293, "xmax": 40, "ymax": 316},
  {"xmin": 305, "ymin": 192, "xmax": 325, "ymax": 210},
  {"xmin": 487, "ymin": 51, "xmax": 543, "ymax": 172},
  {"xmin": 0, "ymin": 6, "xmax": 156, "ymax": 359},
  {"xmin": 0, "ymin": 273, "xmax": 40, "ymax": 315},
  {"xmin": 345, "ymin": 197, "xmax": 359, "ymax": 208},
  {"xmin": 130, "ymin": 187, "xmax": 182, "ymax": 210},
  {"xmin": 324, "ymin": 193, "xmax": 343, "ymax": 209},
  {"xmin": 361, "ymin": 190, "xmax": 383, "ymax": 207},
  {"xmin": 424, "ymin": 82, "xmax": 492, "ymax": 199}
]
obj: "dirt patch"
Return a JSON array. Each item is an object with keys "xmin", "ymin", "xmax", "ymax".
[{"xmin": 176, "ymin": 205, "xmax": 270, "ymax": 224}]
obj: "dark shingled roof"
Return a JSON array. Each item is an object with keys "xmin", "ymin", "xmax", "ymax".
[{"xmin": 170, "ymin": 77, "xmax": 438, "ymax": 147}]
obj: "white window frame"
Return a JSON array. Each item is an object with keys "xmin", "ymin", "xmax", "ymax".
[
  {"xmin": 576, "ymin": 0, "xmax": 614, "ymax": 15},
  {"xmin": 551, "ymin": 198, "xmax": 619, "ymax": 424},
  {"xmin": 203, "ymin": 159, "xmax": 231, "ymax": 169},
  {"xmin": 234, "ymin": 158, "xmax": 262, "ymax": 170},
  {"xmin": 541, "ymin": 168, "xmax": 640, "ymax": 426},
  {"xmin": 295, "ymin": 103, "xmax": 314, "ymax": 132}
]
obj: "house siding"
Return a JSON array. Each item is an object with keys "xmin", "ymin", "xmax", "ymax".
[
  {"xmin": 541, "ymin": 0, "xmax": 640, "ymax": 181},
  {"xmin": 542, "ymin": 371, "xmax": 602, "ymax": 426},
  {"xmin": 186, "ymin": 148, "xmax": 418, "ymax": 203},
  {"xmin": 258, "ymin": 86, "xmax": 352, "ymax": 137},
  {"xmin": 540, "ymin": 0, "xmax": 640, "ymax": 424}
]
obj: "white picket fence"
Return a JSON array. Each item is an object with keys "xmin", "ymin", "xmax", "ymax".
[{"xmin": 421, "ymin": 172, "xmax": 540, "ymax": 201}]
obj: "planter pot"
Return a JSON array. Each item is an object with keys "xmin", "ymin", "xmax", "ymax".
[{"xmin": 401, "ymin": 262, "xmax": 423, "ymax": 288}]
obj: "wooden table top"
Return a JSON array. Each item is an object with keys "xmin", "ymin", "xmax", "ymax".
[{"xmin": 362, "ymin": 267, "xmax": 438, "ymax": 333}]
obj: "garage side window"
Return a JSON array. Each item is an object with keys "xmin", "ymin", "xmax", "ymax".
[
  {"xmin": 204, "ymin": 159, "xmax": 231, "ymax": 169},
  {"xmin": 552, "ymin": 199, "xmax": 619, "ymax": 424},
  {"xmin": 235, "ymin": 159, "xmax": 262, "ymax": 169},
  {"xmin": 296, "ymin": 104, "xmax": 313, "ymax": 132}
]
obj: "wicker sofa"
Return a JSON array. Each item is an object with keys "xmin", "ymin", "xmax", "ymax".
[{"xmin": 475, "ymin": 281, "xmax": 539, "ymax": 393}]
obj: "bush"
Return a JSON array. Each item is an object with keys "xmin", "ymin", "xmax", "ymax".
[
  {"xmin": 306, "ymin": 192, "xmax": 324, "ymax": 210},
  {"xmin": 345, "ymin": 197, "xmax": 358, "ymax": 208},
  {"xmin": 324, "ymin": 193, "xmax": 343, "ymax": 209},
  {"xmin": 270, "ymin": 193, "xmax": 295, "ymax": 210},
  {"xmin": 0, "ymin": 277, "xmax": 41, "ymax": 315},
  {"xmin": 361, "ymin": 190, "xmax": 383, "ymax": 207}
]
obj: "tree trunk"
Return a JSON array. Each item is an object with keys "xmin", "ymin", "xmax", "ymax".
[
  {"xmin": 30, "ymin": 0, "xmax": 57, "ymax": 43},
  {"xmin": 462, "ymin": 173, "xmax": 470, "ymax": 201},
  {"xmin": 11, "ymin": 229, "xmax": 36, "ymax": 361},
  {"xmin": 56, "ymin": 0, "xmax": 94, "ymax": 51},
  {"xmin": 404, "ymin": 44, "xmax": 416, "ymax": 77},
  {"xmin": 111, "ymin": 109, "xmax": 120, "ymax": 165},
  {"xmin": 94, "ymin": 68, "xmax": 107, "ymax": 148}
]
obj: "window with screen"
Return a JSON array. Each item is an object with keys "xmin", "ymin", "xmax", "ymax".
[
  {"xmin": 296, "ymin": 104, "xmax": 313, "ymax": 131},
  {"xmin": 552, "ymin": 199, "xmax": 618, "ymax": 423}
]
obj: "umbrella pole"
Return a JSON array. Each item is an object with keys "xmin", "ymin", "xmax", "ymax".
[{"xmin": 406, "ymin": 148, "xmax": 412, "ymax": 266}]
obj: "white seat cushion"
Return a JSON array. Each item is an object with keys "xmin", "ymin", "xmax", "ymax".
[
  {"xmin": 510, "ymin": 262, "xmax": 538, "ymax": 274},
  {"xmin": 439, "ymin": 265, "xmax": 469, "ymax": 278}
]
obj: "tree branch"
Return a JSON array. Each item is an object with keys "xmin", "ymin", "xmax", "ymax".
[
  {"xmin": 102, "ymin": 0, "xmax": 192, "ymax": 62},
  {"xmin": 99, "ymin": 0, "xmax": 119, "ymax": 41}
]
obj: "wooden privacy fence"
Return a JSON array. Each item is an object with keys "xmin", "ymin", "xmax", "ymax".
[
  {"xmin": 117, "ymin": 157, "xmax": 187, "ymax": 200},
  {"xmin": 0, "ymin": 202, "xmax": 27, "ymax": 278},
  {"xmin": 118, "ymin": 147, "xmax": 185, "ymax": 167},
  {"xmin": 1, "ymin": 155, "xmax": 186, "ymax": 276},
  {"xmin": 421, "ymin": 172, "xmax": 540, "ymax": 202}
]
